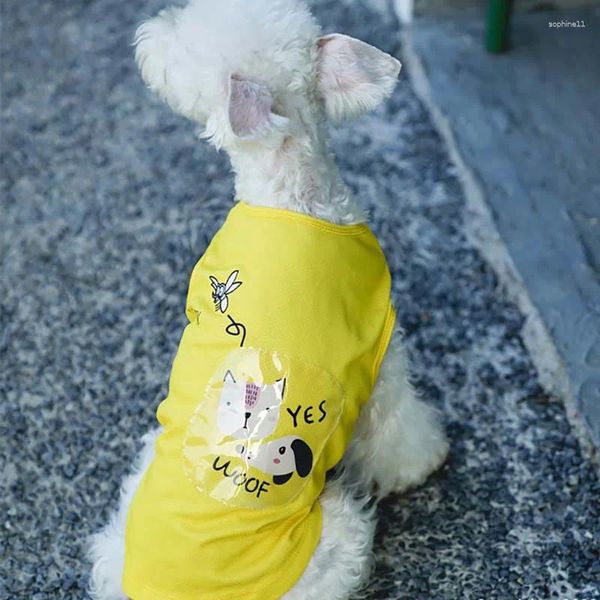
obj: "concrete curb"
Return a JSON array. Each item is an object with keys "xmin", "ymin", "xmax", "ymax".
[{"xmin": 398, "ymin": 22, "xmax": 599, "ymax": 468}]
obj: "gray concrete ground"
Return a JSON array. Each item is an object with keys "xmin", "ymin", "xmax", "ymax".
[
  {"xmin": 1, "ymin": 0, "xmax": 599, "ymax": 599},
  {"xmin": 409, "ymin": 3, "xmax": 600, "ymax": 448},
  {"xmin": 414, "ymin": 0, "xmax": 599, "ymax": 16}
]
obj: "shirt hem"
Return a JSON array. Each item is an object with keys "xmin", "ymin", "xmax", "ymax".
[{"xmin": 122, "ymin": 500, "xmax": 323, "ymax": 600}]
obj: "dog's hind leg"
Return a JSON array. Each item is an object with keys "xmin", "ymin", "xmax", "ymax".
[
  {"xmin": 88, "ymin": 428, "xmax": 161, "ymax": 600},
  {"xmin": 282, "ymin": 472, "xmax": 376, "ymax": 600},
  {"xmin": 343, "ymin": 328, "xmax": 449, "ymax": 498}
]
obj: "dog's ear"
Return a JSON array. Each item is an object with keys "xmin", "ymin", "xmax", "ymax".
[
  {"xmin": 134, "ymin": 8, "xmax": 210, "ymax": 124},
  {"xmin": 291, "ymin": 438, "xmax": 313, "ymax": 478},
  {"xmin": 316, "ymin": 34, "xmax": 401, "ymax": 122},
  {"xmin": 134, "ymin": 9, "xmax": 181, "ymax": 108},
  {"xmin": 226, "ymin": 75, "xmax": 290, "ymax": 140},
  {"xmin": 274, "ymin": 378, "xmax": 286, "ymax": 399},
  {"xmin": 272, "ymin": 472, "xmax": 293, "ymax": 485}
]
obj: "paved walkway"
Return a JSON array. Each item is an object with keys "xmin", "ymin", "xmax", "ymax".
[
  {"xmin": 1, "ymin": 1, "xmax": 598, "ymax": 598},
  {"xmin": 409, "ymin": 3, "xmax": 600, "ymax": 448}
]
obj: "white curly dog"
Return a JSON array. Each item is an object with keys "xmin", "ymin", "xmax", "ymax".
[{"xmin": 89, "ymin": 1, "xmax": 449, "ymax": 598}]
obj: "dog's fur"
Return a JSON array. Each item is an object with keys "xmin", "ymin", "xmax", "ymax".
[{"xmin": 89, "ymin": 1, "xmax": 449, "ymax": 598}]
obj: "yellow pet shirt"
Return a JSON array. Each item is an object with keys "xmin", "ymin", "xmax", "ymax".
[{"xmin": 123, "ymin": 201, "xmax": 395, "ymax": 600}]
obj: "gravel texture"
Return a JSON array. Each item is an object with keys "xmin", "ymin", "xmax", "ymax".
[{"xmin": 1, "ymin": 0, "xmax": 599, "ymax": 599}]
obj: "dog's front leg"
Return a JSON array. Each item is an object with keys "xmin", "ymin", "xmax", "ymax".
[{"xmin": 343, "ymin": 328, "xmax": 449, "ymax": 498}]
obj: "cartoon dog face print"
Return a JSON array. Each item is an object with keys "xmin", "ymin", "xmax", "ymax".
[
  {"xmin": 236, "ymin": 435, "xmax": 313, "ymax": 485},
  {"xmin": 184, "ymin": 348, "xmax": 345, "ymax": 509},
  {"xmin": 217, "ymin": 371, "xmax": 285, "ymax": 440}
]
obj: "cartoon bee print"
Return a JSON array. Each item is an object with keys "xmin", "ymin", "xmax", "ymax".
[{"xmin": 210, "ymin": 270, "xmax": 243, "ymax": 313}]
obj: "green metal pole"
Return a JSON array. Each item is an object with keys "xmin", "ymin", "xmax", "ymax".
[{"xmin": 485, "ymin": 0, "xmax": 513, "ymax": 54}]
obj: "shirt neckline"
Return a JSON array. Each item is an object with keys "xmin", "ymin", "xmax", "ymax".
[{"xmin": 233, "ymin": 201, "xmax": 370, "ymax": 236}]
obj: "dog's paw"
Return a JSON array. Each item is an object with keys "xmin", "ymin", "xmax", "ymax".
[{"xmin": 384, "ymin": 431, "xmax": 449, "ymax": 495}]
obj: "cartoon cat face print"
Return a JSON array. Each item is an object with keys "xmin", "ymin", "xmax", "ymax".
[
  {"xmin": 236, "ymin": 435, "xmax": 313, "ymax": 485},
  {"xmin": 217, "ymin": 371, "xmax": 246, "ymax": 436},
  {"xmin": 217, "ymin": 371, "xmax": 285, "ymax": 440}
]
